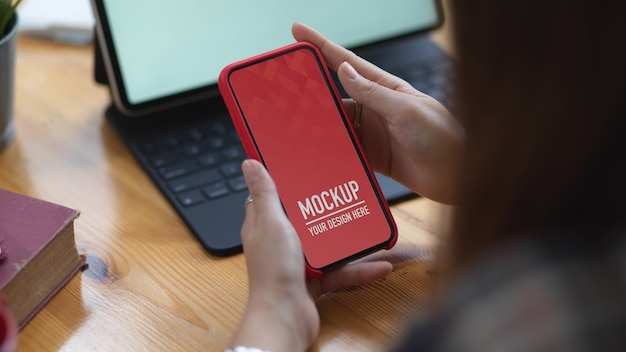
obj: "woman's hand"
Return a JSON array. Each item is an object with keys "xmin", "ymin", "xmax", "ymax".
[
  {"xmin": 292, "ymin": 23, "xmax": 464, "ymax": 204},
  {"xmin": 231, "ymin": 159, "xmax": 393, "ymax": 352}
]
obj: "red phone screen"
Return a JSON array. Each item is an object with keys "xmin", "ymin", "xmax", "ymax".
[{"xmin": 220, "ymin": 42, "xmax": 396, "ymax": 272}]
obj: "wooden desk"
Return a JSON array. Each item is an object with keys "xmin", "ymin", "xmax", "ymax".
[{"xmin": 1, "ymin": 34, "xmax": 452, "ymax": 351}]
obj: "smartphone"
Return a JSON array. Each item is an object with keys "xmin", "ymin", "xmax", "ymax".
[{"xmin": 219, "ymin": 42, "xmax": 397, "ymax": 277}]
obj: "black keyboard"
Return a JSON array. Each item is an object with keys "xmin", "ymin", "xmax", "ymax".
[
  {"xmin": 402, "ymin": 58, "xmax": 454, "ymax": 108},
  {"xmin": 136, "ymin": 117, "xmax": 248, "ymax": 209},
  {"xmin": 104, "ymin": 35, "xmax": 452, "ymax": 257},
  {"xmin": 106, "ymin": 102, "xmax": 249, "ymax": 256}
]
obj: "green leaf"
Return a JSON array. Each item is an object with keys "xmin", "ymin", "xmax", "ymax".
[{"xmin": 0, "ymin": 0, "xmax": 21, "ymax": 37}]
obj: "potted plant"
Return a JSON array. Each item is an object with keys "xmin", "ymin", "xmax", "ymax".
[
  {"xmin": 0, "ymin": 0, "xmax": 20, "ymax": 151},
  {"xmin": 0, "ymin": 0, "xmax": 20, "ymax": 34}
]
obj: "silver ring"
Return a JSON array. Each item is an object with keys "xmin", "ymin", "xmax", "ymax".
[{"xmin": 244, "ymin": 194, "xmax": 253, "ymax": 209}]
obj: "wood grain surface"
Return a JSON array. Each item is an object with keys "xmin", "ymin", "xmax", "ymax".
[{"xmin": 1, "ymin": 22, "xmax": 452, "ymax": 351}]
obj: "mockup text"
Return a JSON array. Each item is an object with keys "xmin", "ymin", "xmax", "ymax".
[{"xmin": 297, "ymin": 180, "xmax": 360, "ymax": 220}]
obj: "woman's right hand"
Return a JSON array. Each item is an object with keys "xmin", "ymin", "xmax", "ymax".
[{"xmin": 292, "ymin": 23, "xmax": 464, "ymax": 204}]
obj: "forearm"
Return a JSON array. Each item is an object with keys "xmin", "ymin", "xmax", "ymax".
[{"xmin": 231, "ymin": 291, "xmax": 316, "ymax": 352}]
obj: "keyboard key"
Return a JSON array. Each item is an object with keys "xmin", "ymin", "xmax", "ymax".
[
  {"xmin": 183, "ymin": 143, "xmax": 203, "ymax": 156},
  {"xmin": 220, "ymin": 162, "xmax": 241, "ymax": 177},
  {"xmin": 197, "ymin": 152, "xmax": 221, "ymax": 167},
  {"xmin": 203, "ymin": 182, "xmax": 230, "ymax": 199},
  {"xmin": 222, "ymin": 145, "xmax": 245, "ymax": 160},
  {"xmin": 177, "ymin": 190, "xmax": 205, "ymax": 207},
  {"xmin": 168, "ymin": 169, "xmax": 221, "ymax": 193},
  {"xmin": 159, "ymin": 160, "xmax": 200, "ymax": 180},
  {"xmin": 228, "ymin": 175, "xmax": 248, "ymax": 192},
  {"xmin": 150, "ymin": 151, "xmax": 183, "ymax": 168},
  {"xmin": 207, "ymin": 136, "xmax": 226, "ymax": 149},
  {"xmin": 211, "ymin": 121, "xmax": 228, "ymax": 135}
]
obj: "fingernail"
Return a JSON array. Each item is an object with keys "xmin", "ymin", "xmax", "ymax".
[
  {"xmin": 242, "ymin": 159, "xmax": 263, "ymax": 185},
  {"xmin": 241, "ymin": 159, "xmax": 254, "ymax": 177},
  {"xmin": 341, "ymin": 61, "xmax": 359, "ymax": 80}
]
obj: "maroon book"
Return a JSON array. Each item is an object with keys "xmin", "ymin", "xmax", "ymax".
[{"xmin": 0, "ymin": 189, "xmax": 85, "ymax": 330}]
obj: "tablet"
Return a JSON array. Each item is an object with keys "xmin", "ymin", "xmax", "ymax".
[{"xmin": 91, "ymin": 0, "xmax": 442, "ymax": 116}]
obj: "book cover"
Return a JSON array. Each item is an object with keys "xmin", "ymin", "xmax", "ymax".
[{"xmin": 0, "ymin": 189, "xmax": 85, "ymax": 330}]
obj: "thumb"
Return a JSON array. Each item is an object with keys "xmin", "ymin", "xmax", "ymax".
[
  {"xmin": 241, "ymin": 159, "xmax": 284, "ymax": 221},
  {"xmin": 240, "ymin": 160, "xmax": 306, "ymax": 279},
  {"xmin": 337, "ymin": 61, "xmax": 418, "ymax": 125}
]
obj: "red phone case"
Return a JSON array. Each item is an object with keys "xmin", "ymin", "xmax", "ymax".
[{"xmin": 219, "ymin": 42, "xmax": 397, "ymax": 277}]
